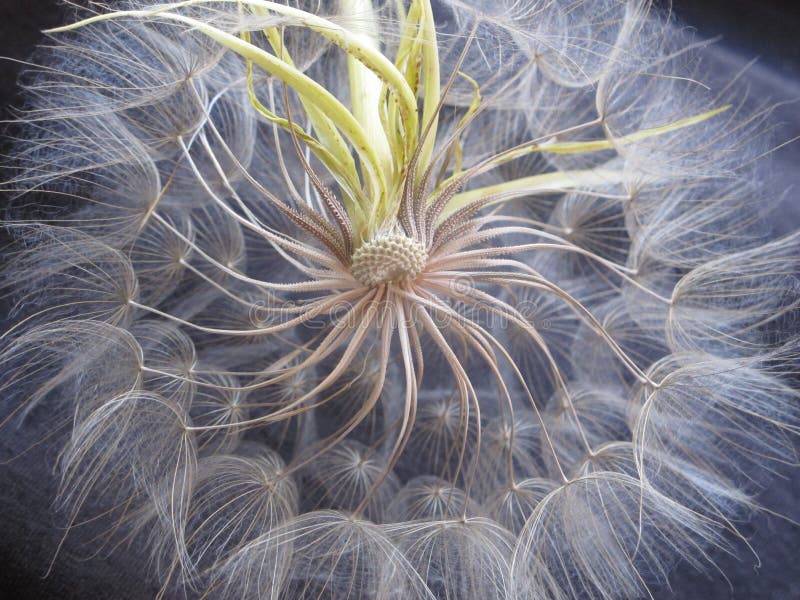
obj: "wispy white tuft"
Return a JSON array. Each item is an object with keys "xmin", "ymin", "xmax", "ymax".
[{"xmin": 1, "ymin": 0, "xmax": 797, "ymax": 597}]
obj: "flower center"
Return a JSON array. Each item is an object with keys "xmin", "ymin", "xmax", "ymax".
[{"xmin": 351, "ymin": 233, "xmax": 428, "ymax": 287}]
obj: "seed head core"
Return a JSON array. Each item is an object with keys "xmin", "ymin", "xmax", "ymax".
[{"xmin": 351, "ymin": 233, "xmax": 428, "ymax": 287}]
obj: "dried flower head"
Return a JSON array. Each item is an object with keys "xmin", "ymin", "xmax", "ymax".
[{"xmin": 1, "ymin": 0, "xmax": 798, "ymax": 598}]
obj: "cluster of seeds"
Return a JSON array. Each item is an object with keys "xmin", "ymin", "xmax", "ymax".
[{"xmin": 1, "ymin": 1, "xmax": 798, "ymax": 599}]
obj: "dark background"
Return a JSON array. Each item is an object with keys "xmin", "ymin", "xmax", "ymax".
[{"xmin": 1, "ymin": 1, "xmax": 799, "ymax": 599}]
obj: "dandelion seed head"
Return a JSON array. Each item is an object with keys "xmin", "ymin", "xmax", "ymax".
[
  {"xmin": 0, "ymin": 0, "xmax": 798, "ymax": 597},
  {"xmin": 350, "ymin": 231, "xmax": 428, "ymax": 287}
]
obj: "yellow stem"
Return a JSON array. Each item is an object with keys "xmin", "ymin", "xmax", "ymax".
[
  {"xmin": 415, "ymin": 0, "xmax": 441, "ymax": 185},
  {"xmin": 342, "ymin": 0, "xmax": 393, "ymax": 176},
  {"xmin": 478, "ymin": 105, "xmax": 733, "ymax": 175},
  {"xmin": 443, "ymin": 168, "xmax": 655, "ymax": 219},
  {"xmin": 258, "ymin": 25, "xmax": 361, "ymax": 200}
]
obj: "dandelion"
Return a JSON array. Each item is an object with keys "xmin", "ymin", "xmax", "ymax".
[{"xmin": 1, "ymin": 0, "xmax": 798, "ymax": 598}]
